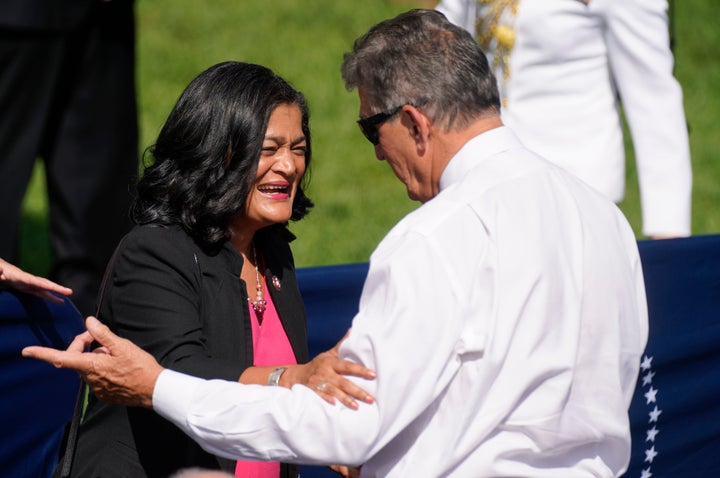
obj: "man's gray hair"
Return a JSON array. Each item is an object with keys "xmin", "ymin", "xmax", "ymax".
[{"xmin": 341, "ymin": 9, "xmax": 501, "ymax": 131}]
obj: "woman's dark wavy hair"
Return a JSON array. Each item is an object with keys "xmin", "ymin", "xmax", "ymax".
[{"xmin": 132, "ymin": 61, "xmax": 313, "ymax": 254}]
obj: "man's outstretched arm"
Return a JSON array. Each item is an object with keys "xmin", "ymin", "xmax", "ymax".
[{"xmin": 22, "ymin": 316, "xmax": 382, "ymax": 466}]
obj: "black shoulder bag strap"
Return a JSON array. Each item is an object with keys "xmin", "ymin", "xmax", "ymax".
[{"xmin": 56, "ymin": 238, "xmax": 125, "ymax": 478}]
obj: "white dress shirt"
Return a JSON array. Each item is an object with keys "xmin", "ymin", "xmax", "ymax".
[
  {"xmin": 154, "ymin": 127, "xmax": 648, "ymax": 477},
  {"xmin": 436, "ymin": 0, "xmax": 692, "ymax": 237}
]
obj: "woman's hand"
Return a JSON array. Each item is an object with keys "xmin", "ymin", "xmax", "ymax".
[{"xmin": 282, "ymin": 330, "xmax": 375, "ymax": 409}]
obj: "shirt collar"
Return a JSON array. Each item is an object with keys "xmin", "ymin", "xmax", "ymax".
[{"xmin": 439, "ymin": 126, "xmax": 523, "ymax": 191}]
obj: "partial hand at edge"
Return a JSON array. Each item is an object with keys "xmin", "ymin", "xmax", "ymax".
[
  {"xmin": 21, "ymin": 316, "xmax": 163, "ymax": 408},
  {"xmin": 329, "ymin": 464, "xmax": 362, "ymax": 478},
  {"xmin": 0, "ymin": 257, "xmax": 73, "ymax": 304}
]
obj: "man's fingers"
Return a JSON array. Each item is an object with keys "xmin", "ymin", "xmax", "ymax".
[
  {"xmin": 85, "ymin": 316, "xmax": 120, "ymax": 350},
  {"xmin": 21, "ymin": 345, "xmax": 54, "ymax": 362},
  {"xmin": 66, "ymin": 330, "xmax": 95, "ymax": 353},
  {"xmin": 21, "ymin": 346, "xmax": 90, "ymax": 372}
]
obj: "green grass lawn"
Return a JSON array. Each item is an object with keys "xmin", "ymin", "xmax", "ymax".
[{"xmin": 18, "ymin": 0, "xmax": 720, "ymax": 275}]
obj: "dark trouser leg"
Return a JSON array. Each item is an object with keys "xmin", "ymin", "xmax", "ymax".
[
  {"xmin": 0, "ymin": 31, "xmax": 64, "ymax": 264},
  {"xmin": 45, "ymin": 1, "xmax": 138, "ymax": 315}
]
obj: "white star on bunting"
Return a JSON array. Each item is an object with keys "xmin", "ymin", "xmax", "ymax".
[
  {"xmin": 637, "ymin": 355, "xmax": 661, "ymax": 477},
  {"xmin": 645, "ymin": 445, "xmax": 658, "ymax": 463},
  {"xmin": 640, "ymin": 355, "xmax": 653, "ymax": 371},
  {"xmin": 644, "ymin": 387, "xmax": 658, "ymax": 404},
  {"xmin": 649, "ymin": 405, "xmax": 662, "ymax": 423}
]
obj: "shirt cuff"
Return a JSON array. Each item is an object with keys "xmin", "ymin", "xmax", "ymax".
[{"xmin": 153, "ymin": 369, "xmax": 207, "ymax": 429}]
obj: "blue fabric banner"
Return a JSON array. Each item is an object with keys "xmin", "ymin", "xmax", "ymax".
[
  {"xmin": 625, "ymin": 235, "xmax": 720, "ymax": 477},
  {"xmin": 0, "ymin": 291, "xmax": 84, "ymax": 478}
]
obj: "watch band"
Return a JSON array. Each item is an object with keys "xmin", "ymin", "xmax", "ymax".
[{"xmin": 268, "ymin": 366, "xmax": 287, "ymax": 386}]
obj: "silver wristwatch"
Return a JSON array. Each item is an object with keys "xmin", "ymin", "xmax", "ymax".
[{"xmin": 268, "ymin": 366, "xmax": 287, "ymax": 386}]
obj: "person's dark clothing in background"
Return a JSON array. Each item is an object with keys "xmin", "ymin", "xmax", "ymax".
[{"xmin": 0, "ymin": 0, "xmax": 138, "ymax": 315}]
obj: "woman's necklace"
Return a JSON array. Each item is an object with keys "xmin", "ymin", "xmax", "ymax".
[{"xmin": 250, "ymin": 244, "xmax": 267, "ymax": 318}]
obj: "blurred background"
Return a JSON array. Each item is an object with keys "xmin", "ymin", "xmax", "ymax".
[{"xmin": 17, "ymin": 0, "xmax": 719, "ymax": 274}]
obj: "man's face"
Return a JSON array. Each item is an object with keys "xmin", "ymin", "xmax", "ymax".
[{"xmin": 358, "ymin": 88, "xmax": 434, "ymax": 203}]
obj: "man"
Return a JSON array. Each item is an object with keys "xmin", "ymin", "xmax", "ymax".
[{"xmin": 24, "ymin": 9, "xmax": 648, "ymax": 477}]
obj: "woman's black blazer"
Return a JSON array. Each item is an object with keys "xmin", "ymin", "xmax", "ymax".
[{"xmin": 68, "ymin": 224, "xmax": 308, "ymax": 477}]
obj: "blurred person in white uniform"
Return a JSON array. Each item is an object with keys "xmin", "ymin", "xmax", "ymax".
[
  {"xmin": 436, "ymin": 0, "xmax": 692, "ymax": 238},
  {"xmin": 23, "ymin": 9, "xmax": 649, "ymax": 477}
]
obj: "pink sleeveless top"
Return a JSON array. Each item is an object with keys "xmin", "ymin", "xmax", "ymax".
[{"xmin": 235, "ymin": 277, "xmax": 297, "ymax": 478}]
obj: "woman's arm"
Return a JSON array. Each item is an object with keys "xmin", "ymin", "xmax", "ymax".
[
  {"xmin": 240, "ymin": 331, "xmax": 376, "ymax": 409},
  {"xmin": 104, "ymin": 227, "xmax": 247, "ymax": 381}
]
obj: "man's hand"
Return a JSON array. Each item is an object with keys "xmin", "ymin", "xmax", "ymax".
[
  {"xmin": 0, "ymin": 257, "xmax": 72, "ymax": 303},
  {"xmin": 22, "ymin": 316, "xmax": 164, "ymax": 408}
]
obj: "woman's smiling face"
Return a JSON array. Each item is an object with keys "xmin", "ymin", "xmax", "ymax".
[{"xmin": 239, "ymin": 102, "xmax": 307, "ymax": 232}]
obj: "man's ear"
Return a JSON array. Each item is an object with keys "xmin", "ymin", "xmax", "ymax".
[{"xmin": 402, "ymin": 105, "xmax": 431, "ymax": 155}]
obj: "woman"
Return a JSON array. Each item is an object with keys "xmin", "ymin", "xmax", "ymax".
[{"xmin": 67, "ymin": 62, "xmax": 373, "ymax": 477}]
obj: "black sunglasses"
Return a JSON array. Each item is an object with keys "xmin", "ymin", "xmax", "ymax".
[{"xmin": 357, "ymin": 105, "xmax": 405, "ymax": 146}]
